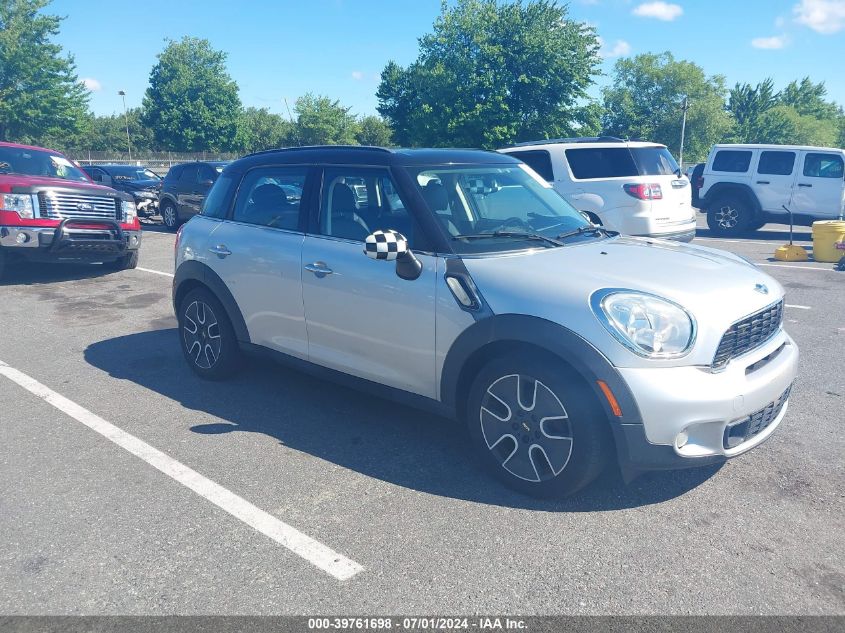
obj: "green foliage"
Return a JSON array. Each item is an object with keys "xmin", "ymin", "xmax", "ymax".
[
  {"xmin": 291, "ymin": 93, "xmax": 359, "ymax": 146},
  {"xmin": 85, "ymin": 108, "xmax": 155, "ymax": 152},
  {"xmin": 0, "ymin": 0, "xmax": 90, "ymax": 145},
  {"xmin": 235, "ymin": 107, "xmax": 292, "ymax": 153},
  {"xmin": 377, "ymin": 0, "xmax": 601, "ymax": 148},
  {"xmin": 356, "ymin": 115, "xmax": 393, "ymax": 146},
  {"xmin": 142, "ymin": 37, "xmax": 241, "ymax": 152},
  {"xmin": 602, "ymin": 52, "xmax": 732, "ymax": 162}
]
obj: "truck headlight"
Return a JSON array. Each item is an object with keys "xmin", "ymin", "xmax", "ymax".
[
  {"xmin": 1, "ymin": 193, "xmax": 37, "ymax": 219},
  {"xmin": 593, "ymin": 290, "xmax": 695, "ymax": 357},
  {"xmin": 121, "ymin": 199, "xmax": 137, "ymax": 223}
]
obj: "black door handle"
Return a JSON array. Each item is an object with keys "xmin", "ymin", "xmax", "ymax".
[
  {"xmin": 798, "ymin": 183, "xmax": 813, "ymax": 188},
  {"xmin": 756, "ymin": 181, "xmax": 770, "ymax": 184}
]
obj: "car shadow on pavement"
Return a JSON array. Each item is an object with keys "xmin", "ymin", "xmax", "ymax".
[
  {"xmin": 0, "ymin": 261, "xmax": 114, "ymax": 286},
  {"xmin": 695, "ymin": 226, "xmax": 813, "ymax": 242},
  {"xmin": 85, "ymin": 328, "xmax": 722, "ymax": 512}
]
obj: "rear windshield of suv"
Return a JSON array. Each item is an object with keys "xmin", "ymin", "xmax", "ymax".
[{"xmin": 565, "ymin": 147, "xmax": 679, "ymax": 179}]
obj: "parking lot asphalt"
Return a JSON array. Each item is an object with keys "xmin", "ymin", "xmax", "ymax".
[{"xmin": 1, "ymin": 217, "xmax": 843, "ymax": 615}]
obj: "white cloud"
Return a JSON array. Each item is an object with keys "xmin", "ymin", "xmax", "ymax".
[
  {"xmin": 81, "ymin": 77, "xmax": 101, "ymax": 91},
  {"xmin": 598, "ymin": 37, "xmax": 632, "ymax": 58},
  {"xmin": 632, "ymin": 2, "xmax": 683, "ymax": 21},
  {"xmin": 351, "ymin": 70, "xmax": 364, "ymax": 80},
  {"xmin": 793, "ymin": 0, "xmax": 845, "ymax": 34},
  {"xmin": 751, "ymin": 35, "xmax": 789, "ymax": 49}
]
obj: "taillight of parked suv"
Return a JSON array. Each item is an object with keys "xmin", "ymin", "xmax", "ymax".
[{"xmin": 623, "ymin": 183, "xmax": 663, "ymax": 200}]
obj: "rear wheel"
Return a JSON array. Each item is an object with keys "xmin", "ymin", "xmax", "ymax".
[
  {"xmin": 161, "ymin": 200, "xmax": 179, "ymax": 230},
  {"xmin": 707, "ymin": 196, "xmax": 753, "ymax": 236},
  {"xmin": 466, "ymin": 353, "xmax": 610, "ymax": 498},
  {"xmin": 177, "ymin": 287, "xmax": 240, "ymax": 380}
]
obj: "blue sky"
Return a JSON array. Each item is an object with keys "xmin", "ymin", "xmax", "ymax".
[{"xmin": 51, "ymin": 0, "xmax": 845, "ymax": 118}]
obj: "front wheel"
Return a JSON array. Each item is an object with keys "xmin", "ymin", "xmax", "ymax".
[
  {"xmin": 466, "ymin": 354, "xmax": 610, "ymax": 498},
  {"xmin": 177, "ymin": 288, "xmax": 241, "ymax": 380},
  {"xmin": 161, "ymin": 200, "xmax": 179, "ymax": 230}
]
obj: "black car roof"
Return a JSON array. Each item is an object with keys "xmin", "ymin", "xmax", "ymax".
[{"xmin": 228, "ymin": 146, "xmax": 519, "ymax": 172}]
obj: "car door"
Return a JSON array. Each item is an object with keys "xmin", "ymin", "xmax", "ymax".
[
  {"xmin": 792, "ymin": 152, "xmax": 845, "ymax": 219},
  {"xmin": 176, "ymin": 163, "xmax": 199, "ymax": 216},
  {"xmin": 753, "ymin": 149, "xmax": 797, "ymax": 213},
  {"xmin": 203, "ymin": 166, "xmax": 313, "ymax": 358},
  {"xmin": 300, "ymin": 166, "xmax": 437, "ymax": 398}
]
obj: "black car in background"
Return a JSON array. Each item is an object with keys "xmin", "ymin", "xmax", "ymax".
[
  {"xmin": 81, "ymin": 164, "xmax": 162, "ymax": 217},
  {"xmin": 159, "ymin": 161, "xmax": 230, "ymax": 229}
]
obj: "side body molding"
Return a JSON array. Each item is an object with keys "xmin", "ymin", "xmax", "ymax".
[{"xmin": 172, "ymin": 259, "xmax": 251, "ymax": 344}]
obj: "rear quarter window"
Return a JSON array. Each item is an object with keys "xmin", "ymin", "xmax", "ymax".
[
  {"xmin": 565, "ymin": 148, "xmax": 638, "ymax": 179},
  {"xmin": 712, "ymin": 150, "xmax": 752, "ymax": 173},
  {"xmin": 201, "ymin": 173, "xmax": 238, "ymax": 219}
]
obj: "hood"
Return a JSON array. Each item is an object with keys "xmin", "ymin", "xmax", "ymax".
[
  {"xmin": 0, "ymin": 173, "xmax": 116, "ymax": 194},
  {"xmin": 462, "ymin": 236, "xmax": 784, "ymax": 368},
  {"xmin": 115, "ymin": 178, "xmax": 160, "ymax": 192}
]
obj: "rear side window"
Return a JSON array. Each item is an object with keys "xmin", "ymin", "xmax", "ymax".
[
  {"xmin": 803, "ymin": 153, "xmax": 844, "ymax": 179},
  {"xmin": 507, "ymin": 150, "xmax": 554, "ymax": 182},
  {"xmin": 757, "ymin": 151, "xmax": 796, "ymax": 176},
  {"xmin": 565, "ymin": 148, "xmax": 638, "ymax": 179},
  {"xmin": 197, "ymin": 164, "xmax": 217, "ymax": 183},
  {"xmin": 179, "ymin": 165, "xmax": 199, "ymax": 183},
  {"xmin": 712, "ymin": 150, "xmax": 752, "ymax": 173},
  {"xmin": 201, "ymin": 173, "xmax": 238, "ymax": 219},
  {"xmin": 232, "ymin": 166, "xmax": 307, "ymax": 230}
]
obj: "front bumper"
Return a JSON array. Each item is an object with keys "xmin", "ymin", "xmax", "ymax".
[
  {"xmin": 0, "ymin": 222, "xmax": 141, "ymax": 262},
  {"xmin": 616, "ymin": 330, "xmax": 798, "ymax": 469},
  {"xmin": 635, "ymin": 226, "xmax": 697, "ymax": 242}
]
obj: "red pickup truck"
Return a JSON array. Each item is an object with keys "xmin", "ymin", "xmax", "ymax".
[{"xmin": 0, "ymin": 141, "xmax": 142, "ymax": 281}]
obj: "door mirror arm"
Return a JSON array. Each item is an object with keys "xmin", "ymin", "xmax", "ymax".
[{"xmin": 395, "ymin": 250, "xmax": 423, "ymax": 281}]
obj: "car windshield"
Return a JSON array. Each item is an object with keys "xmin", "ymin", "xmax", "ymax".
[
  {"xmin": 408, "ymin": 163, "xmax": 598, "ymax": 253},
  {"xmin": 0, "ymin": 146, "xmax": 89, "ymax": 182},
  {"xmin": 107, "ymin": 166, "xmax": 161, "ymax": 181}
]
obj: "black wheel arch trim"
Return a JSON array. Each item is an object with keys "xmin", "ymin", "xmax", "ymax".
[
  {"xmin": 440, "ymin": 314, "xmax": 642, "ymax": 426},
  {"xmin": 173, "ymin": 260, "xmax": 250, "ymax": 343},
  {"xmin": 702, "ymin": 183, "xmax": 762, "ymax": 217}
]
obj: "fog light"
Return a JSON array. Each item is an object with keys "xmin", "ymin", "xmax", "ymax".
[
  {"xmin": 130, "ymin": 235, "xmax": 139, "ymax": 246},
  {"xmin": 15, "ymin": 232, "xmax": 28, "ymax": 244},
  {"xmin": 676, "ymin": 430, "xmax": 689, "ymax": 448}
]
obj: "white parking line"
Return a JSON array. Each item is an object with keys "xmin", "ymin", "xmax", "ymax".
[
  {"xmin": 785, "ymin": 304, "xmax": 812, "ymax": 310},
  {"xmin": 137, "ymin": 267, "xmax": 174, "ymax": 278},
  {"xmin": 0, "ymin": 360, "xmax": 364, "ymax": 581},
  {"xmin": 695, "ymin": 237, "xmax": 806, "ymax": 247},
  {"xmin": 757, "ymin": 263, "xmax": 840, "ymax": 273}
]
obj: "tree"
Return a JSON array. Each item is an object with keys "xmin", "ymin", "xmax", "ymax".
[
  {"xmin": 0, "ymin": 0, "xmax": 90, "ymax": 145},
  {"xmin": 356, "ymin": 115, "xmax": 393, "ymax": 146},
  {"xmin": 291, "ymin": 93, "xmax": 359, "ymax": 146},
  {"xmin": 84, "ymin": 108, "xmax": 155, "ymax": 152},
  {"xmin": 377, "ymin": 0, "xmax": 601, "ymax": 148},
  {"xmin": 779, "ymin": 77, "xmax": 840, "ymax": 121},
  {"xmin": 727, "ymin": 78, "xmax": 778, "ymax": 143},
  {"xmin": 142, "ymin": 37, "xmax": 241, "ymax": 152},
  {"xmin": 235, "ymin": 107, "xmax": 291, "ymax": 153},
  {"xmin": 601, "ymin": 52, "xmax": 732, "ymax": 162}
]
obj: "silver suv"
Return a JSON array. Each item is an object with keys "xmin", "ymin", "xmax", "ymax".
[{"xmin": 172, "ymin": 146, "xmax": 798, "ymax": 497}]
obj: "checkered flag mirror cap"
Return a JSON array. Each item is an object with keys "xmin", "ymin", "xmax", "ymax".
[{"xmin": 364, "ymin": 229, "xmax": 409, "ymax": 261}]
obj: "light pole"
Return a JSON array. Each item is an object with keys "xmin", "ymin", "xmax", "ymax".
[
  {"xmin": 118, "ymin": 90, "xmax": 132, "ymax": 161},
  {"xmin": 678, "ymin": 96, "xmax": 690, "ymax": 171}
]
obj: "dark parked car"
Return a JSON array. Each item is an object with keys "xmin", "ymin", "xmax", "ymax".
[
  {"xmin": 159, "ymin": 161, "xmax": 230, "ymax": 230},
  {"xmin": 81, "ymin": 164, "xmax": 161, "ymax": 217}
]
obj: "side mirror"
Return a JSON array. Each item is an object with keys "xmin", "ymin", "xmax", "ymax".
[{"xmin": 364, "ymin": 229, "xmax": 422, "ymax": 281}]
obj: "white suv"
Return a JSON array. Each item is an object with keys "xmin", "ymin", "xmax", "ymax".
[
  {"xmin": 700, "ymin": 143, "xmax": 845, "ymax": 235},
  {"xmin": 499, "ymin": 137, "xmax": 696, "ymax": 242}
]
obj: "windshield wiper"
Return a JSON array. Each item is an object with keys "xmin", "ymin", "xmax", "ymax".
[
  {"xmin": 452, "ymin": 231, "xmax": 564, "ymax": 247},
  {"xmin": 556, "ymin": 225, "xmax": 615, "ymax": 241}
]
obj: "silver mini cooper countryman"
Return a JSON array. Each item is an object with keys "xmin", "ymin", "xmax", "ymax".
[{"xmin": 173, "ymin": 146, "xmax": 798, "ymax": 498}]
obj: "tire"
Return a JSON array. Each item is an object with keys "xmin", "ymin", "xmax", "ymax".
[
  {"xmin": 161, "ymin": 200, "xmax": 179, "ymax": 230},
  {"xmin": 177, "ymin": 287, "xmax": 241, "ymax": 380},
  {"xmin": 707, "ymin": 195, "xmax": 754, "ymax": 236},
  {"xmin": 105, "ymin": 250, "xmax": 139, "ymax": 271},
  {"xmin": 466, "ymin": 353, "xmax": 610, "ymax": 498}
]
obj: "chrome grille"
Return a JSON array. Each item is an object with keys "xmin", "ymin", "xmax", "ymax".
[
  {"xmin": 724, "ymin": 385, "xmax": 791, "ymax": 449},
  {"xmin": 712, "ymin": 301, "xmax": 784, "ymax": 370},
  {"xmin": 38, "ymin": 191, "xmax": 120, "ymax": 221}
]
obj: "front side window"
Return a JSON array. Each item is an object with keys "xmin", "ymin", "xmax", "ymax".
[
  {"xmin": 803, "ymin": 153, "xmax": 844, "ymax": 179},
  {"xmin": 197, "ymin": 164, "xmax": 217, "ymax": 183},
  {"xmin": 757, "ymin": 151, "xmax": 796, "ymax": 176},
  {"xmin": 232, "ymin": 167, "xmax": 307, "ymax": 229},
  {"xmin": 319, "ymin": 167, "xmax": 416, "ymax": 244},
  {"xmin": 408, "ymin": 164, "xmax": 591, "ymax": 254},
  {"xmin": 712, "ymin": 150, "xmax": 753, "ymax": 173}
]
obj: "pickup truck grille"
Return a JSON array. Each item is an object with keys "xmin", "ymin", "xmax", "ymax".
[
  {"xmin": 712, "ymin": 301, "xmax": 784, "ymax": 370},
  {"xmin": 38, "ymin": 192, "xmax": 120, "ymax": 221}
]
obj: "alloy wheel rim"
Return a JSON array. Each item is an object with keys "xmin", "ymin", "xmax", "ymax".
[
  {"xmin": 163, "ymin": 205, "xmax": 175, "ymax": 227},
  {"xmin": 479, "ymin": 373, "xmax": 573, "ymax": 483},
  {"xmin": 716, "ymin": 205, "xmax": 739, "ymax": 229},
  {"xmin": 183, "ymin": 300, "xmax": 221, "ymax": 369}
]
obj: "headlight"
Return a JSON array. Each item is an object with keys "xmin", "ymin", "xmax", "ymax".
[
  {"xmin": 593, "ymin": 290, "xmax": 695, "ymax": 358},
  {"xmin": 1, "ymin": 193, "xmax": 37, "ymax": 219},
  {"xmin": 121, "ymin": 199, "xmax": 137, "ymax": 223},
  {"xmin": 132, "ymin": 190, "xmax": 156, "ymax": 199}
]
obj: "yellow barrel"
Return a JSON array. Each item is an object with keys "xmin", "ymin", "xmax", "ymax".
[{"xmin": 812, "ymin": 220, "xmax": 845, "ymax": 263}]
